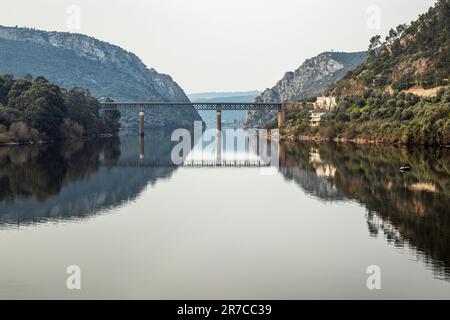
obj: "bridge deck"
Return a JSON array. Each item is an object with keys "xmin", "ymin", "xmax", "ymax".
[
  {"xmin": 102, "ymin": 159, "xmax": 272, "ymax": 168},
  {"xmin": 100, "ymin": 102, "xmax": 282, "ymax": 111}
]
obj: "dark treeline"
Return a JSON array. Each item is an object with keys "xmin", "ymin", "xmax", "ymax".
[{"xmin": 0, "ymin": 74, "xmax": 120, "ymax": 144}]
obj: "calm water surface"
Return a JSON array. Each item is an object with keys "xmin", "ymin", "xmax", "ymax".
[{"xmin": 0, "ymin": 128, "xmax": 449, "ymax": 299}]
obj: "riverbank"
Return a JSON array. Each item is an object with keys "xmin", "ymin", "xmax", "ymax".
[
  {"xmin": 279, "ymin": 128, "xmax": 450, "ymax": 148},
  {"xmin": 0, "ymin": 133, "xmax": 116, "ymax": 147}
]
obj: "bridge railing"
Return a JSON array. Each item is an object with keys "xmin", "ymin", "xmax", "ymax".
[{"xmin": 99, "ymin": 102, "xmax": 283, "ymax": 111}]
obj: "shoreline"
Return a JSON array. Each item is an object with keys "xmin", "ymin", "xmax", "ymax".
[
  {"xmin": 0, "ymin": 133, "xmax": 116, "ymax": 147},
  {"xmin": 279, "ymin": 132, "xmax": 450, "ymax": 148}
]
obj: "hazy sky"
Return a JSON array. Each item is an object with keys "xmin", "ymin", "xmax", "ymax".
[{"xmin": 0, "ymin": 0, "xmax": 436, "ymax": 93}]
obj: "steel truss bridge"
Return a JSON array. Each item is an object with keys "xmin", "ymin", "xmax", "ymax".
[
  {"xmin": 100, "ymin": 102, "xmax": 283, "ymax": 111},
  {"xmin": 102, "ymin": 159, "xmax": 272, "ymax": 168}
]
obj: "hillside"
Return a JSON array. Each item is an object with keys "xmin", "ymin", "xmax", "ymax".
[
  {"xmin": 245, "ymin": 51, "xmax": 367, "ymax": 127},
  {"xmin": 328, "ymin": 0, "xmax": 449, "ymax": 96},
  {"xmin": 283, "ymin": 0, "xmax": 450, "ymax": 146},
  {"xmin": 0, "ymin": 26, "xmax": 201, "ymax": 129}
]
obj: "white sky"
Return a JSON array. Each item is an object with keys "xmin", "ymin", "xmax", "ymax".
[{"xmin": 0, "ymin": 0, "xmax": 436, "ymax": 93}]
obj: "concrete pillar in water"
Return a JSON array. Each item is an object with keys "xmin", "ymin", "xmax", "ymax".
[
  {"xmin": 139, "ymin": 112, "xmax": 145, "ymax": 136},
  {"xmin": 216, "ymin": 110, "xmax": 222, "ymax": 163},
  {"xmin": 139, "ymin": 135, "xmax": 145, "ymax": 160},
  {"xmin": 278, "ymin": 105, "xmax": 286, "ymax": 128}
]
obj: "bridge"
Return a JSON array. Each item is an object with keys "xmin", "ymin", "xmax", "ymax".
[
  {"xmin": 100, "ymin": 102, "xmax": 294, "ymax": 135},
  {"xmin": 100, "ymin": 102, "xmax": 282, "ymax": 111},
  {"xmin": 102, "ymin": 159, "xmax": 272, "ymax": 168}
]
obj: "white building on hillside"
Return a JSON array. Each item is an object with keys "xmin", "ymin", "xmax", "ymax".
[
  {"xmin": 309, "ymin": 110, "xmax": 327, "ymax": 127},
  {"xmin": 314, "ymin": 96, "xmax": 337, "ymax": 111},
  {"xmin": 309, "ymin": 96, "xmax": 336, "ymax": 126}
]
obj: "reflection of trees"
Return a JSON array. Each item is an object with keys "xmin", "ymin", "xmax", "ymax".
[
  {"xmin": 282, "ymin": 142, "xmax": 450, "ymax": 279},
  {"xmin": 0, "ymin": 130, "xmax": 186, "ymax": 226},
  {"xmin": 0, "ymin": 139, "xmax": 120, "ymax": 202}
]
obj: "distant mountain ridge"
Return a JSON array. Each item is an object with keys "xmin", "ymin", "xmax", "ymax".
[
  {"xmin": 188, "ymin": 91, "xmax": 261, "ymax": 103},
  {"xmin": 0, "ymin": 25, "xmax": 201, "ymax": 129},
  {"xmin": 245, "ymin": 51, "xmax": 367, "ymax": 127},
  {"xmin": 188, "ymin": 91, "xmax": 261, "ymax": 128}
]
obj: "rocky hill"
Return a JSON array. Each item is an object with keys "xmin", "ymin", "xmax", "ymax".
[
  {"xmin": 328, "ymin": 0, "xmax": 449, "ymax": 96},
  {"xmin": 283, "ymin": 0, "xmax": 450, "ymax": 146},
  {"xmin": 245, "ymin": 51, "xmax": 367, "ymax": 127},
  {"xmin": 0, "ymin": 26, "xmax": 201, "ymax": 129}
]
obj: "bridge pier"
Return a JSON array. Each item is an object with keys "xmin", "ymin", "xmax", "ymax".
[
  {"xmin": 139, "ymin": 135, "xmax": 145, "ymax": 160},
  {"xmin": 139, "ymin": 112, "xmax": 145, "ymax": 136},
  {"xmin": 278, "ymin": 105, "xmax": 286, "ymax": 128},
  {"xmin": 216, "ymin": 110, "xmax": 222, "ymax": 162}
]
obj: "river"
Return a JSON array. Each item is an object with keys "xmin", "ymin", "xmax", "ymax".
[{"xmin": 0, "ymin": 124, "xmax": 449, "ymax": 299}]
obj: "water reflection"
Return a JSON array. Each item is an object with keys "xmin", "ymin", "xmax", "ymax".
[
  {"xmin": 280, "ymin": 145, "xmax": 345, "ymax": 201},
  {"xmin": 0, "ymin": 139, "xmax": 119, "ymax": 202},
  {"xmin": 1, "ymin": 133, "xmax": 450, "ymax": 281},
  {"xmin": 0, "ymin": 131, "xmax": 182, "ymax": 226},
  {"xmin": 0, "ymin": 129, "xmax": 274, "ymax": 226},
  {"xmin": 281, "ymin": 142, "xmax": 450, "ymax": 279}
]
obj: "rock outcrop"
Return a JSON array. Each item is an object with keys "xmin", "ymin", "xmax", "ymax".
[
  {"xmin": 245, "ymin": 51, "xmax": 367, "ymax": 127},
  {"xmin": 0, "ymin": 25, "xmax": 201, "ymax": 129}
]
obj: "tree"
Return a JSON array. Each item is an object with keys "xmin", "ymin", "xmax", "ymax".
[
  {"xmin": 7, "ymin": 78, "xmax": 32, "ymax": 105},
  {"xmin": 368, "ymin": 35, "xmax": 382, "ymax": 58},
  {"xmin": 103, "ymin": 97, "xmax": 121, "ymax": 134},
  {"xmin": 385, "ymin": 29, "xmax": 398, "ymax": 45},
  {"xmin": 12, "ymin": 77, "xmax": 66, "ymax": 137},
  {"xmin": 64, "ymin": 87, "xmax": 100, "ymax": 133},
  {"xmin": 0, "ymin": 74, "xmax": 121, "ymax": 141},
  {"xmin": 396, "ymin": 24, "xmax": 408, "ymax": 37},
  {"xmin": 0, "ymin": 74, "xmax": 14, "ymax": 105}
]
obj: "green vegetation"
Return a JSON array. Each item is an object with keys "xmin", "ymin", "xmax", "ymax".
[
  {"xmin": 284, "ymin": 0, "xmax": 450, "ymax": 146},
  {"xmin": 285, "ymin": 88, "xmax": 450, "ymax": 146},
  {"xmin": 0, "ymin": 27, "xmax": 201, "ymax": 130},
  {"xmin": 329, "ymin": 0, "xmax": 449, "ymax": 94},
  {"xmin": 0, "ymin": 74, "xmax": 120, "ymax": 144},
  {"xmin": 0, "ymin": 35, "xmax": 165, "ymax": 102}
]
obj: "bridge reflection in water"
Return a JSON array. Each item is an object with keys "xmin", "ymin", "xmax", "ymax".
[{"xmin": 105, "ymin": 130, "xmax": 284, "ymax": 168}]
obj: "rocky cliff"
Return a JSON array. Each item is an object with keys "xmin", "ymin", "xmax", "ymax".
[
  {"xmin": 0, "ymin": 25, "xmax": 201, "ymax": 129},
  {"xmin": 245, "ymin": 51, "xmax": 367, "ymax": 127}
]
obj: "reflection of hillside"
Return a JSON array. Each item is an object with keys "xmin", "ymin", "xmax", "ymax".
[
  {"xmin": 0, "ymin": 140, "xmax": 118, "ymax": 202},
  {"xmin": 280, "ymin": 143, "xmax": 345, "ymax": 201},
  {"xmin": 0, "ymin": 131, "xmax": 184, "ymax": 226},
  {"xmin": 282, "ymin": 142, "xmax": 450, "ymax": 279}
]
